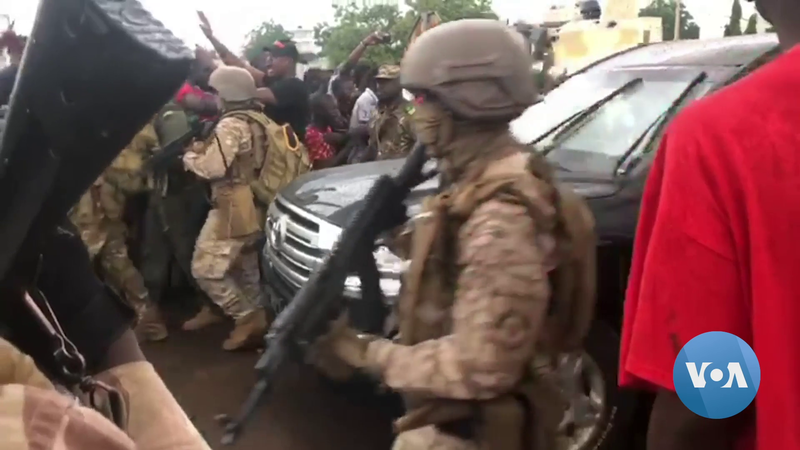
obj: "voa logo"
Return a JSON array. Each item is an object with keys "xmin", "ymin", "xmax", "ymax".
[{"xmin": 673, "ymin": 331, "xmax": 760, "ymax": 419}]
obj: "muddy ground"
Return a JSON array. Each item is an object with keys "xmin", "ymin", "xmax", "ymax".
[{"xmin": 143, "ymin": 320, "xmax": 399, "ymax": 450}]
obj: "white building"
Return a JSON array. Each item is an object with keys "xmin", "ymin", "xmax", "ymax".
[
  {"xmin": 332, "ymin": 0, "xmax": 401, "ymax": 8},
  {"xmin": 287, "ymin": 26, "xmax": 330, "ymax": 77}
]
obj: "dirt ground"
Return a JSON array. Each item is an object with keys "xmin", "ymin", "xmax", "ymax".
[{"xmin": 142, "ymin": 320, "xmax": 398, "ymax": 450}]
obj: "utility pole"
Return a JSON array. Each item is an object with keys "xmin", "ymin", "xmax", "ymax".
[{"xmin": 674, "ymin": 0, "xmax": 681, "ymax": 40}]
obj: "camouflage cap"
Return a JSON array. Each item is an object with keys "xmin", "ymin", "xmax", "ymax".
[
  {"xmin": 375, "ymin": 65, "xmax": 401, "ymax": 80},
  {"xmin": 208, "ymin": 66, "xmax": 257, "ymax": 102}
]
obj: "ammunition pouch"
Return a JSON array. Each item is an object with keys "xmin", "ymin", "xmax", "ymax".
[
  {"xmin": 211, "ymin": 184, "xmax": 261, "ymax": 239},
  {"xmin": 397, "ymin": 376, "xmax": 567, "ymax": 450}
]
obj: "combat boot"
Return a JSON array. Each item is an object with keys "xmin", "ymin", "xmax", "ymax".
[
  {"xmin": 182, "ymin": 305, "xmax": 224, "ymax": 331},
  {"xmin": 222, "ymin": 309, "xmax": 269, "ymax": 351},
  {"xmin": 135, "ymin": 305, "xmax": 168, "ymax": 342}
]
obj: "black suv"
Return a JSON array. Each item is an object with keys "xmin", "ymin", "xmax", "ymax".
[{"xmin": 261, "ymin": 34, "xmax": 780, "ymax": 450}]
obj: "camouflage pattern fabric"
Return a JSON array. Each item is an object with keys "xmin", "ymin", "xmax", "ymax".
[
  {"xmin": 183, "ymin": 116, "xmax": 265, "ymax": 320},
  {"xmin": 0, "ymin": 337, "xmax": 210, "ymax": 450},
  {"xmin": 70, "ymin": 181, "xmax": 151, "ymax": 312},
  {"xmin": 190, "ymin": 210, "xmax": 263, "ymax": 320},
  {"xmin": 357, "ymin": 132, "xmax": 556, "ymax": 450},
  {"xmin": 368, "ymin": 100, "xmax": 416, "ymax": 161},
  {"xmin": 0, "ymin": 384, "xmax": 137, "ymax": 450}
]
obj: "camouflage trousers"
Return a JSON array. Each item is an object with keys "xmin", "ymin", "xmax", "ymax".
[
  {"xmin": 72, "ymin": 219, "xmax": 151, "ymax": 311},
  {"xmin": 97, "ymin": 232, "xmax": 151, "ymax": 310},
  {"xmin": 191, "ymin": 209, "xmax": 264, "ymax": 320},
  {"xmin": 392, "ymin": 427, "xmax": 477, "ymax": 450}
]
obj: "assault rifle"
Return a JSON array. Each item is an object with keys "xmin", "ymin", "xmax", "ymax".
[
  {"xmin": 219, "ymin": 142, "xmax": 430, "ymax": 445},
  {"xmin": 143, "ymin": 119, "xmax": 216, "ymax": 174}
]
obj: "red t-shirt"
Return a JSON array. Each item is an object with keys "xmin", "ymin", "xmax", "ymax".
[{"xmin": 619, "ymin": 46, "xmax": 800, "ymax": 450}]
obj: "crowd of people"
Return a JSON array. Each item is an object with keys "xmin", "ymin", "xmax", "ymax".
[
  {"xmin": 0, "ymin": 14, "xmax": 424, "ymax": 353},
  {"xmin": 1, "ymin": 0, "xmax": 799, "ymax": 448}
]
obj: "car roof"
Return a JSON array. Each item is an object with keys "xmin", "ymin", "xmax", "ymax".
[{"xmin": 590, "ymin": 34, "xmax": 779, "ymax": 71}]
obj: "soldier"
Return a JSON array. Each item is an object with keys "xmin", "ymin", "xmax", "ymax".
[
  {"xmin": 182, "ymin": 66, "xmax": 269, "ymax": 351},
  {"xmin": 70, "ymin": 125, "xmax": 168, "ymax": 343},
  {"xmin": 141, "ymin": 103, "xmax": 221, "ymax": 333},
  {"xmin": 310, "ymin": 19, "xmax": 586, "ymax": 450},
  {"xmin": 367, "ymin": 64, "xmax": 416, "ymax": 161}
]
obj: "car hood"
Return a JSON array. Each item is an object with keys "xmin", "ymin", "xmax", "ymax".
[{"xmin": 281, "ymin": 159, "xmax": 621, "ymax": 228}]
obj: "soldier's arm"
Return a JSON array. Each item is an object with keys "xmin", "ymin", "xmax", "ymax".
[
  {"xmin": 182, "ymin": 117, "xmax": 245, "ymax": 179},
  {"xmin": 365, "ymin": 199, "xmax": 550, "ymax": 400}
]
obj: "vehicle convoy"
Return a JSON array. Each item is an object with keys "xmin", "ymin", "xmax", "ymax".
[{"xmin": 261, "ymin": 33, "xmax": 780, "ymax": 450}]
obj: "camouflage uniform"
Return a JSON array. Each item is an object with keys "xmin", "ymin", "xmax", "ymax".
[
  {"xmin": 368, "ymin": 65, "xmax": 416, "ymax": 161},
  {"xmin": 183, "ymin": 66, "xmax": 268, "ymax": 351},
  {"xmin": 313, "ymin": 20, "xmax": 571, "ymax": 450},
  {"xmin": 0, "ymin": 337, "xmax": 210, "ymax": 450},
  {"xmin": 69, "ymin": 125, "xmax": 167, "ymax": 342}
]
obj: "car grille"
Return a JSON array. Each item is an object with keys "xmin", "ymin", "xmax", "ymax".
[{"xmin": 264, "ymin": 196, "xmax": 327, "ymax": 292}]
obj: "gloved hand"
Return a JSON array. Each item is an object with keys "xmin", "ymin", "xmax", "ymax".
[{"xmin": 306, "ymin": 316, "xmax": 375, "ymax": 381}]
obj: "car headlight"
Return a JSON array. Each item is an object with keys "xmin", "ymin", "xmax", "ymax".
[{"xmin": 344, "ymin": 246, "xmax": 407, "ymax": 300}]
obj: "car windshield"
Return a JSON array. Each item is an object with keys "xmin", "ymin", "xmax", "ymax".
[{"xmin": 511, "ymin": 68, "xmax": 712, "ymax": 161}]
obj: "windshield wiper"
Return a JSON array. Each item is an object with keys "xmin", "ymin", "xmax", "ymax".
[
  {"xmin": 614, "ymin": 71, "xmax": 708, "ymax": 175},
  {"xmin": 529, "ymin": 77, "xmax": 644, "ymax": 150}
]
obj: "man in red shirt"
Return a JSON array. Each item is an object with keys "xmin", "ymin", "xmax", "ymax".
[{"xmin": 619, "ymin": 1, "xmax": 800, "ymax": 449}]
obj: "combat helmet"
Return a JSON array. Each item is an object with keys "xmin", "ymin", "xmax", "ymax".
[
  {"xmin": 209, "ymin": 66, "xmax": 257, "ymax": 102},
  {"xmin": 401, "ymin": 19, "xmax": 536, "ymax": 122}
]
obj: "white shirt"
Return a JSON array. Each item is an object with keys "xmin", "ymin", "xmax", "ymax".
[{"xmin": 349, "ymin": 88, "xmax": 378, "ymax": 130}]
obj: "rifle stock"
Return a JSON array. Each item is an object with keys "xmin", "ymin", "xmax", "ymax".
[{"xmin": 220, "ymin": 142, "xmax": 429, "ymax": 445}]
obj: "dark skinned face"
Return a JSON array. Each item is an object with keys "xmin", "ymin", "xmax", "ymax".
[
  {"xmin": 269, "ymin": 56, "xmax": 293, "ymax": 78},
  {"xmin": 376, "ymin": 78, "xmax": 401, "ymax": 101},
  {"xmin": 334, "ymin": 78, "xmax": 356, "ymax": 104}
]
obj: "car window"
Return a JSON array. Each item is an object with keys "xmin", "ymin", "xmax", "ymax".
[{"xmin": 512, "ymin": 69, "xmax": 711, "ymax": 160}]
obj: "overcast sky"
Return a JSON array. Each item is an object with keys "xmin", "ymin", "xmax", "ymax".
[{"xmin": 4, "ymin": 0, "xmax": 760, "ymax": 51}]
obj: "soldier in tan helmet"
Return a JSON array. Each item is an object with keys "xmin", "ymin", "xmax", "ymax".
[
  {"xmin": 310, "ymin": 18, "xmax": 600, "ymax": 450},
  {"xmin": 182, "ymin": 65, "xmax": 271, "ymax": 351}
]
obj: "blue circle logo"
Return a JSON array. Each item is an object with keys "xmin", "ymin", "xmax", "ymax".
[{"xmin": 673, "ymin": 331, "xmax": 760, "ymax": 419}]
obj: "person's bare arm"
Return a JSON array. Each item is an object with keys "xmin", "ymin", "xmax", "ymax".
[
  {"xmin": 339, "ymin": 32, "xmax": 382, "ymax": 75},
  {"xmin": 647, "ymin": 390, "xmax": 748, "ymax": 450},
  {"xmin": 198, "ymin": 12, "xmax": 266, "ymax": 83},
  {"xmin": 179, "ymin": 93, "xmax": 219, "ymax": 117}
]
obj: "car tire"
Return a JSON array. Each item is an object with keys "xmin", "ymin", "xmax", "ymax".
[{"xmin": 565, "ymin": 319, "xmax": 637, "ymax": 450}]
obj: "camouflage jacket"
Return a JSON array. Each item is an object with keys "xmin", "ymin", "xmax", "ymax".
[
  {"xmin": 363, "ymin": 150, "xmax": 557, "ymax": 400},
  {"xmin": 368, "ymin": 100, "xmax": 415, "ymax": 161},
  {"xmin": 0, "ymin": 337, "xmax": 210, "ymax": 450},
  {"xmin": 0, "ymin": 337, "xmax": 136, "ymax": 450}
]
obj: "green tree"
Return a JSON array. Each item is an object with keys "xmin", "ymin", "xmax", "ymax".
[
  {"xmin": 242, "ymin": 20, "xmax": 291, "ymax": 61},
  {"xmin": 315, "ymin": 0, "xmax": 497, "ymax": 67},
  {"xmin": 744, "ymin": 13, "xmax": 758, "ymax": 34},
  {"xmin": 639, "ymin": 0, "xmax": 700, "ymax": 40},
  {"xmin": 724, "ymin": 0, "xmax": 743, "ymax": 36}
]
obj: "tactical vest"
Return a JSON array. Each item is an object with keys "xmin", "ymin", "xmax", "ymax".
[
  {"xmin": 204, "ymin": 112, "xmax": 265, "ymax": 240},
  {"xmin": 394, "ymin": 151, "xmax": 596, "ymax": 450},
  {"xmin": 222, "ymin": 109, "xmax": 311, "ymax": 206}
]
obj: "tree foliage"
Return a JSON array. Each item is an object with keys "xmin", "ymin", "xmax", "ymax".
[
  {"xmin": 639, "ymin": 0, "xmax": 700, "ymax": 40},
  {"xmin": 242, "ymin": 20, "xmax": 291, "ymax": 61},
  {"xmin": 314, "ymin": 0, "xmax": 497, "ymax": 67},
  {"xmin": 744, "ymin": 13, "xmax": 758, "ymax": 35},
  {"xmin": 724, "ymin": 0, "xmax": 743, "ymax": 36}
]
